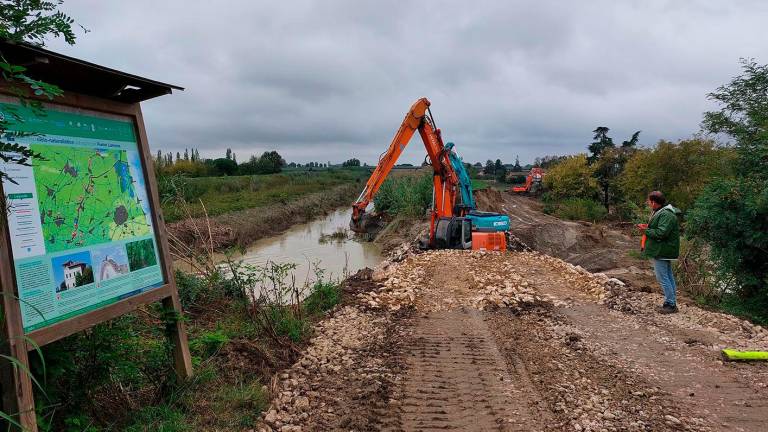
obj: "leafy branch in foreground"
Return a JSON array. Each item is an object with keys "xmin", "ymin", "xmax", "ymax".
[{"xmin": 0, "ymin": 0, "xmax": 85, "ymax": 46}]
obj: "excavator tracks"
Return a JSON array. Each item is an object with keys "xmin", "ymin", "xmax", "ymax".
[{"xmin": 392, "ymin": 309, "xmax": 546, "ymax": 432}]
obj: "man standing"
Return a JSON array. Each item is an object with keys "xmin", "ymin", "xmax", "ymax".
[{"xmin": 639, "ymin": 191, "xmax": 681, "ymax": 313}]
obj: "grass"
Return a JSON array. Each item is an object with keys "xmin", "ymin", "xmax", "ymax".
[
  {"xmin": 693, "ymin": 293, "xmax": 768, "ymax": 327},
  {"xmin": 373, "ymin": 173, "xmax": 432, "ymax": 217},
  {"xmin": 543, "ymin": 197, "xmax": 607, "ymax": 222},
  {"xmin": 33, "ymin": 263, "xmax": 345, "ymax": 431},
  {"xmin": 471, "ymin": 178, "xmax": 489, "ymax": 190},
  {"xmin": 160, "ymin": 168, "xmax": 369, "ymax": 222}
]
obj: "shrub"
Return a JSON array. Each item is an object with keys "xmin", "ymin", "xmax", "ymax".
[
  {"xmin": 189, "ymin": 330, "xmax": 230, "ymax": 357},
  {"xmin": 542, "ymin": 154, "xmax": 600, "ymax": 200},
  {"xmin": 675, "ymin": 238, "xmax": 720, "ymax": 301},
  {"xmin": 266, "ymin": 306, "xmax": 310, "ymax": 343},
  {"xmin": 303, "ymin": 281, "xmax": 342, "ymax": 315},
  {"xmin": 543, "ymin": 197, "xmax": 607, "ymax": 222},
  {"xmin": 619, "ymin": 138, "xmax": 735, "ymax": 212},
  {"xmin": 374, "ymin": 174, "xmax": 432, "ymax": 217},
  {"xmin": 686, "ymin": 177, "xmax": 768, "ymax": 299},
  {"xmin": 175, "ymin": 270, "xmax": 208, "ymax": 310}
]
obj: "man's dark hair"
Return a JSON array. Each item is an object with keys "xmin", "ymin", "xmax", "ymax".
[{"xmin": 648, "ymin": 191, "xmax": 667, "ymax": 206}]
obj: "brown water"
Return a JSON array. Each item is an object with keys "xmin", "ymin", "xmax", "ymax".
[{"xmin": 226, "ymin": 208, "xmax": 383, "ymax": 285}]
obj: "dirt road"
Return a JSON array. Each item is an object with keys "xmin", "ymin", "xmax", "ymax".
[
  {"xmin": 258, "ymin": 249, "xmax": 767, "ymax": 431},
  {"xmin": 257, "ymin": 194, "xmax": 768, "ymax": 432}
]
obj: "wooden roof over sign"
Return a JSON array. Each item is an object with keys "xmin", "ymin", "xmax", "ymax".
[{"xmin": 0, "ymin": 39, "xmax": 183, "ymax": 104}]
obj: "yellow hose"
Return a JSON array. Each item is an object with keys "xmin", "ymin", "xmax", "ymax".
[{"xmin": 721, "ymin": 349, "xmax": 768, "ymax": 361}]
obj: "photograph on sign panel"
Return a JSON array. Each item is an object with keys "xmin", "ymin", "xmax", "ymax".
[
  {"xmin": 91, "ymin": 244, "xmax": 130, "ymax": 281},
  {"xmin": 51, "ymin": 250, "xmax": 95, "ymax": 292},
  {"xmin": 126, "ymin": 238, "xmax": 158, "ymax": 271}
]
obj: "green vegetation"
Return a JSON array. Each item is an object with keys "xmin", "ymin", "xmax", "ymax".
[
  {"xmin": 543, "ymin": 197, "xmax": 607, "ymax": 222},
  {"xmin": 471, "ymin": 178, "xmax": 489, "ymax": 190},
  {"xmin": 73, "ymin": 265, "xmax": 94, "ymax": 287},
  {"xmin": 155, "ymin": 148, "xmax": 350, "ymax": 179},
  {"xmin": 539, "ymin": 59, "xmax": 768, "ymax": 323},
  {"xmin": 32, "ymin": 258, "xmax": 343, "ymax": 430},
  {"xmin": 373, "ymin": 173, "xmax": 432, "ymax": 217},
  {"xmin": 619, "ymin": 139, "xmax": 734, "ymax": 212},
  {"xmin": 126, "ymin": 239, "xmax": 158, "ymax": 271},
  {"xmin": 588, "ymin": 127, "xmax": 640, "ymax": 211},
  {"xmin": 159, "ymin": 168, "xmax": 368, "ymax": 222},
  {"xmin": 542, "ymin": 154, "xmax": 599, "ymax": 202},
  {"xmin": 687, "ymin": 59, "xmax": 768, "ymax": 307}
]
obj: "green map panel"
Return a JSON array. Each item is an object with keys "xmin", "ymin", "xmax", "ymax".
[{"xmin": 31, "ymin": 143, "xmax": 152, "ymax": 253}]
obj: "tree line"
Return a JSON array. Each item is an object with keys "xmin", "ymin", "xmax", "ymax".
[
  {"xmin": 153, "ymin": 148, "xmax": 359, "ymax": 177},
  {"xmin": 541, "ymin": 59, "xmax": 768, "ymax": 317}
]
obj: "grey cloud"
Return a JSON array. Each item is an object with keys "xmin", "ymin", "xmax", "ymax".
[{"xmin": 45, "ymin": 0, "xmax": 767, "ymax": 165}]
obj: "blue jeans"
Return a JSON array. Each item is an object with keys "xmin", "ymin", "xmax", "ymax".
[{"xmin": 652, "ymin": 259, "xmax": 677, "ymax": 306}]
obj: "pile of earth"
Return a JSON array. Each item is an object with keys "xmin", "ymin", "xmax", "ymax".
[{"xmin": 474, "ymin": 190, "xmax": 654, "ymax": 288}]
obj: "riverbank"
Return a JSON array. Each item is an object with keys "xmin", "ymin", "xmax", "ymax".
[
  {"xmin": 167, "ymin": 182, "xmax": 362, "ymax": 253},
  {"xmin": 160, "ymin": 169, "xmax": 369, "ymax": 223}
]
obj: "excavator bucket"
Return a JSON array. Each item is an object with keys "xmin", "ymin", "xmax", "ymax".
[{"xmin": 350, "ymin": 211, "xmax": 384, "ymax": 235}]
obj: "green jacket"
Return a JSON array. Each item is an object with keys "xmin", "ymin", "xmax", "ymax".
[{"xmin": 643, "ymin": 204, "xmax": 680, "ymax": 259}]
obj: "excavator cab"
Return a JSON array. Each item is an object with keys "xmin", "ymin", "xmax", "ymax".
[{"xmin": 434, "ymin": 217, "xmax": 472, "ymax": 250}]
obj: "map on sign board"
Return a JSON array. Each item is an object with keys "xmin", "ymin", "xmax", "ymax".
[
  {"xmin": 32, "ymin": 144, "xmax": 153, "ymax": 252},
  {"xmin": 0, "ymin": 102, "xmax": 165, "ymax": 332}
]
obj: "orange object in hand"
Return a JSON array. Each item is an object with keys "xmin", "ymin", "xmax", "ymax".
[{"xmin": 636, "ymin": 224, "xmax": 648, "ymax": 251}]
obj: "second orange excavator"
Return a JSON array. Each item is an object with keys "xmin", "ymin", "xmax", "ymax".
[
  {"xmin": 350, "ymin": 97, "xmax": 507, "ymax": 250},
  {"xmin": 511, "ymin": 167, "xmax": 544, "ymax": 195}
]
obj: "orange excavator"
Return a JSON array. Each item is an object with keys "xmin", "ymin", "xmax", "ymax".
[
  {"xmin": 350, "ymin": 97, "xmax": 507, "ymax": 251},
  {"xmin": 511, "ymin": 167, "xmax": 544, "ymax": 195}
]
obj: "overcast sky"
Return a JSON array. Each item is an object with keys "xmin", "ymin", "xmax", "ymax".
[{"xmin": 46, "ymin": 1, "xmax": 766, "ymax": 165}]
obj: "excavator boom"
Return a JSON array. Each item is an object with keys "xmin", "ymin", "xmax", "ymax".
[
  {"xmin": 350, "ymin": 98, "xmax": 458, "ymax": 246},
  {"xmin": 351, "ymin": 97, "xmax": 507, "ymax": 251}
]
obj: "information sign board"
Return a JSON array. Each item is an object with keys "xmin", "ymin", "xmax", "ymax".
[{"xmin": 0, "ymin": 103, "xmax": 165, "ymax": 332}]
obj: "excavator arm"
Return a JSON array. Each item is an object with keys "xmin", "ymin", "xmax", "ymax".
[
  {"xmin": 350, "ymin": 97, "xmax": 459, "ymax": 241},
  {"xmin": 446, "ymin": 142, "xmax": 475, "ymax": 211}
]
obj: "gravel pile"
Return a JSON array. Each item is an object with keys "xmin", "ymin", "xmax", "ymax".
[
  {"xmin": 258, "ymin": 306, "xmax": 389, "ymax": 431},
  {"xmin": 361, "ymin": 249, "xmax": 632, "ymax": 314}
]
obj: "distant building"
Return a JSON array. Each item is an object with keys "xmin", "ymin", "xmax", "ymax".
[{"xmin": 62, "ymin": 260, "xmax": 87, "ymax": 289}]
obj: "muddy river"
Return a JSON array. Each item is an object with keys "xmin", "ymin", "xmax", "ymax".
[{"xmin": 223, "ymin": 208, "xmax": 383, "ymax": 286}]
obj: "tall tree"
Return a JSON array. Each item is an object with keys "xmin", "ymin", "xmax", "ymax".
[
  {"xmin": 588, "ymin": 126, "xmax": 613, "ymax": 164},
  {"xmin": 495, "ymin": 163, "xmax": 507, "ymax": 183},
  {"xmin": 484, "ymin": 159, "xmax": 495, "ymax": 176},
  {"xmin": 702, "ymin": 59, "xmax": 768, "ymax": 179},
  {"xmin": 225, "ymin": 148, "xmax": 232, "ymax": 160},
  {"xmin": 513, "ymin": 155, "xmax": 522, "ymax": 171},
  {"xmin": 587, "ymin": 127, "xmax": 640, "ymax": 211},
  {"xmin": 688, "ymin": 59, "xmax": 768, "ymax": 299}
]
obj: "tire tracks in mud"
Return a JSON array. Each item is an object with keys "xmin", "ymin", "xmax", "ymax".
[
  {"xmin": 394, "ymin": 309, "xmax": 550, "ymax": 431},
  {"xmin": 260, "ymin": 250, "xmax": 768, "ymax": 432}
]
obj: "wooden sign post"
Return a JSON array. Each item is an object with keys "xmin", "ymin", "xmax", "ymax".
[{"xmin": 0, "ymin": 41, "xmax": 192, "ymax": 431}]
